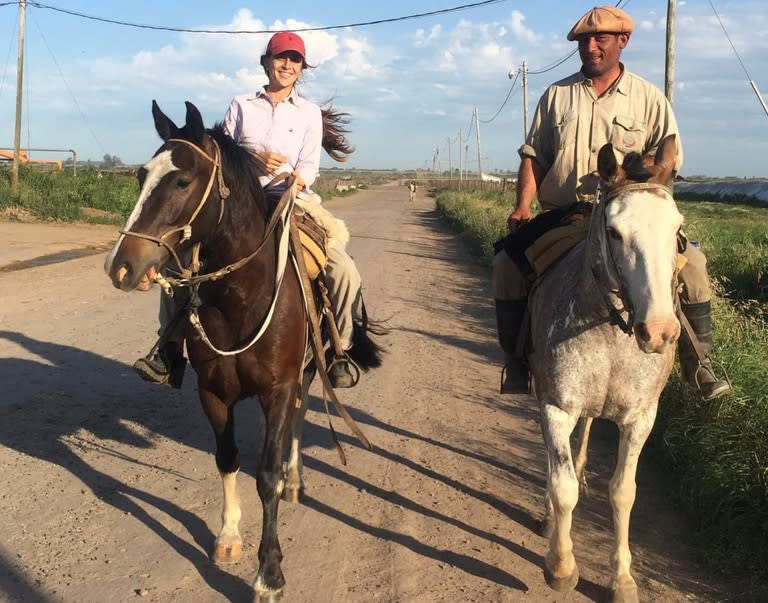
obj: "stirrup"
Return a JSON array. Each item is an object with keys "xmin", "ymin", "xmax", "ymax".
[
  {"xmin": 327, "ymin": 355, "xmax": 361, "ymax": 388},
  {"xmin": 694, "ymin": 358, "xmax": 732, "ymax": 401},
  {"xmin": 133, "ymin": 342, "xmax": 186, "ymax": 389},
  {"xmin": 500, "ymin": 364, "xmax": 529, "ymax": 395}
]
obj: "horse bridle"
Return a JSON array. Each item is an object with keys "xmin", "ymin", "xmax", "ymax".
[
  {"xmin": 119, "ymin": 136, "xmax": 230, "ymax": 279},
  {"xmin": 589, "ymin": 181, "xmax": 675, "ymax": 335}
]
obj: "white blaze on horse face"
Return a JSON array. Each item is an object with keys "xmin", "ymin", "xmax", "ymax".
[
  {"xmin": 607, "ymin": 191, "xmax": 683, "ymax": 344},
  {"xmin": 104, "ymin": 150, "xmax": 179, "ymax": 274}
]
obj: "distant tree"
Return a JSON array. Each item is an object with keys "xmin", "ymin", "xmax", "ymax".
[{"xmin": 101, "ymin": 154, "xmax": 123, "ymax": 168}]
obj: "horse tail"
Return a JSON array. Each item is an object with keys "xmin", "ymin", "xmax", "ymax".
[
  {"xmin": 321, "ymin": 104, "xmax": 354, "ymax": 162},
  {"xmin": 349, "ymin": 319, "xmax": 386, "ymax": 370},
  {"xmin": 348, "ymin": 298, "xmax": 388, "ymax": 370}
]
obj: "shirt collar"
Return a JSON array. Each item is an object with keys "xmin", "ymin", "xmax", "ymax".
[
  {"xmin": 579, "ymin": 63, "xmax": 628, "ymax": 96},
  {"xmin": 254, "ymin": 86, "xmax": 305, "ymax": 106}
]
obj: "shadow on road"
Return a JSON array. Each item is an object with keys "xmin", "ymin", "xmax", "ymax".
[{"xmin": 0, "ymin": 330, "xmax": 255, "ymax": 601}]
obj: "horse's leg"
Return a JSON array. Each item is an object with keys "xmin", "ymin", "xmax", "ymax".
[
  {"xmin": 253, "ymin": 383, "xmax": 296, "ymax": 603},
  {"xmin": 542, "ymin": 416, "xmax": 590, "ymax": 538},
  {"xmin": 607, "ymin": 416, "xmax": 654, "ymax": 603},
  {"xmin": 540, "ymin": 454, "xmax": 555, "ymax": 538},
  {"xmin": 574, "ymin": 417, "xmax": 593, "ymax": 497},
  {"xmin": 541, "ymin": 403, "xmax": 580, "ymax": 592},
  {"xmin": 200, "ymin": 390, "xmax": 243, "ymax": 564},
  {"xmin": 282, "ymin": 367, "xmax": 314, "ymax": 504}
]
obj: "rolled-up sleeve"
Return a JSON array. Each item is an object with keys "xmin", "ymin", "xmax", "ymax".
[
  {"xmin": 518, "ymin": 92, "xmax": 554, "ymax": 174},
  {"xmin": 222, "ymin": 99, "xmax": 241, "ymax": 141}
]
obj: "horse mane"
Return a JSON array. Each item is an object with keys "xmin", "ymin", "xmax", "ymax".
[
  {"xmin": 208, "ymin": 123, "xmax": 267, "ymax": 220},
  {"xmin": 321, "ymin": 105, "xmax": 354, "ymax": 162},
  {"xmin": 621, "ymin": 151, "xmax": 652, "ymax": 182}
]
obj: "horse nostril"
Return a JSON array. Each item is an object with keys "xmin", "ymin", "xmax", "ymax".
[{"xmin": 635, "ymin": 322, "xmax": 651, "ymax": 342}]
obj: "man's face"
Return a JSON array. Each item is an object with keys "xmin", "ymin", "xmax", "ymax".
[{"xmin": 577, "ymin": 33, "xmax": 629, "ymax": 78}]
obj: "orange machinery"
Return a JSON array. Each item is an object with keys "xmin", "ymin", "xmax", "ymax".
[{"xmin": 0, "ymin": 149, "xmax": 63, "ymax": 170}]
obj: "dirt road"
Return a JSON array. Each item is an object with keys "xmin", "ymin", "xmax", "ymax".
[{"xmin": 0, "ymin": 184, "xmax": 730, "ymax": 602}]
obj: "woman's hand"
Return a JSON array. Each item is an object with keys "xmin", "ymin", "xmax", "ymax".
[
  {"xmin": 291, "ymin": 171, "xmax": 306, "ymax": 191},
  {"xmin": 249, "ymin": 150, "xmax": 288, "ymax": 175}
]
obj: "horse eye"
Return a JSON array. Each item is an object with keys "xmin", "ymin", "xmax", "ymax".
[{"xmin": 176, "ymin": 179, "xmax": 190, "ymax": 189}]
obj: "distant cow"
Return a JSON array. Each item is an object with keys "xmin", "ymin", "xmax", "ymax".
[{"xmin": 408, "ymin": 181, "xmax": 416, "ymax": 201}]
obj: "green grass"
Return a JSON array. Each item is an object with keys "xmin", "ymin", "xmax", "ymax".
[
  {"xmin": 435, "ymin": 188, "xmax": 768, "ymax": 588},
  {"xmin": 0, "ymin": 166, "xmax": 137, "ymax": 224},
  {"xmin": 0, "ymin": 166, "xmax": 374, "ymax": 225}
]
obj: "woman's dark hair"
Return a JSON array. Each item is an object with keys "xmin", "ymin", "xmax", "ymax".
[{"xmin": 321, "ymin": 104, "xmax": 354, "ymax": 162}]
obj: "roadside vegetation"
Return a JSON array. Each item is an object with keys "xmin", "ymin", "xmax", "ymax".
[
  {"xmin": 435, "ymin": 187, "xmax": 768, "ymax": 592},
  {"xmin": 0, "ymin": 166, "xmax": 382, "ymax": 224}
]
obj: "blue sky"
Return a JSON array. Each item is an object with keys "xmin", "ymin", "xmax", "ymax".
[{"xmin": 0, "ymin": 0, "xmax": 766, "ymax": 177}]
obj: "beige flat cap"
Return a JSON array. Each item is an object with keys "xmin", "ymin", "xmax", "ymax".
[{"xmin": 567, "ymin": 6, "xmax": 634, "ymax": 41}]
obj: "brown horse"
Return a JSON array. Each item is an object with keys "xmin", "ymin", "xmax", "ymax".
[{"xmin": 105, "ymin": 100, "xmax": 383, "ymax": 602}]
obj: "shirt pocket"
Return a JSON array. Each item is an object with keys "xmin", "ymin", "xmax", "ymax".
[
  {"xmin": 553, "ymin": 110, "xmax": 577, "ymax": 150},
  {"xmin": 611, "ymin": 115, "xmax": 646, "ymax": 156}
]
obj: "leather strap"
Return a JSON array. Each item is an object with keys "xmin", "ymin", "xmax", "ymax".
[{"xmin": 288, "ymin": 214, "xmax": 372, "ymax": 464}]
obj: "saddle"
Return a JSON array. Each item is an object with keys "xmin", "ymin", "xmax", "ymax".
[
  {"xmin": 496, "ymin": 201, "xmax": 594, "ymax": 284},
  {"xmin": 292, "ymin": 197, "xmax": 350, "ymax": 280}
]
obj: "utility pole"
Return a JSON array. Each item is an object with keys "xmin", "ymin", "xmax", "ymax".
[
  {"xmin": 11, "ymin": 0, "xmax": 26, "ymax": 193},
  {"xmin": 522, "ymin": 60, "xmax": 529, "ymax": 139},
  {"xmin": 474, "ymin": 107, "xmax": 483, "ymax": 181},
  {"xmin": 458, "ymin": 128, "xmax": 463, "ymax": 181},
  {"xmin": 665, "ymin": 0, "xmax": 676, "ymax": 105},
  {"xmin": 447, "ymin": 136, "xmax": 452, "ymax": 181}
]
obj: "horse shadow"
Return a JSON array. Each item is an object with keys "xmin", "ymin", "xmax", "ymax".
[
  {"xmin": 0, "ymin": 330, "xmax": 257, "ymax": 601},
  {"xmin": 295, "ymin": 398, "xmax": 606, "ymax": 601}
]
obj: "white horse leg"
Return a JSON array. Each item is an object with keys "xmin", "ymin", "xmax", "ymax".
[
  {"xmin": 282, "ymin": 369, "xmax": 313, "ymax": 504},
  {"xmin": 574, "ymin": 417, "xmax": 593, "ymax": 497},
  {"xmin": 540, "ymin": 454, "xmax": 555, "ymax": 538},
  {"xmin": 608, "ymin": 417, "xmax": 654, "ymax": 603},
  {"xmin": 541, "ymin": 404, "xmax": 580, "ymax": 592},
  {"xmin": 213, "ymin": 470, "xmax": 243, "ymax": 563}
]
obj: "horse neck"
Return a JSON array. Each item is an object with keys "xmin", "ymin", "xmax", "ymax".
[{"xmin": 204, "ymin": 186, "xmax": 272, "ymax": 269}]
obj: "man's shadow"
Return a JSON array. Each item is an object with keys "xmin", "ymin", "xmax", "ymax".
[{"xmin": 0, "ymin": 330, "xmax": 257, "ymax": 601}]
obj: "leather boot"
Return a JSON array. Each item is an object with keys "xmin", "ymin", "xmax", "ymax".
[
  {"xmin": 495, "ymin": 299, "xmax": 529, "ymax": 394},
  {"xmin": 678, "ymin": 301, "xmax": 731, "ymax": 400},
  {"xmin": 134, "ymin": 341, "xmax": 187, "ymax": 389}
]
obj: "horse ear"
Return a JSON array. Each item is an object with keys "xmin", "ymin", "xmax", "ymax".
[
  {"xmin": 597, "ymin": 143, "xmax": 619, "ymax": 182},
  {"xmin": 152, "ymin": 100, "xmax": 178, "ymax": 142},
  {"xmin": 652, "ymin": 134, "xmax": 678, "ymax": 183},
  {"xmin": 184, "ymin": 101, "xmax": 206, "ymax": 144}
]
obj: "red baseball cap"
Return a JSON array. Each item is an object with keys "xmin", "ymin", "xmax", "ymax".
[{"xmin": 266, "ymin": 32, "xmax": 306, "ymax": 59}]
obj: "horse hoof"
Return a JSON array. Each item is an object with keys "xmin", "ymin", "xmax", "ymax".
[
  {"xmin": 543, "ymin": 566, "xmax": 579, "ymax": 592},
  {"xmin": 281, "ymin": 486, "xmax": 302, "ymax": 504},
  {"xmin": 212, "ymin": 542, "xmax": 243, "ymax": 564},
  {"xmin": 253, "ymin": 589, "xmax": 284, "ymax": 603},
  {"xmin": 609, "ymin": 584, "xmax": 639, "ymax": 603}
]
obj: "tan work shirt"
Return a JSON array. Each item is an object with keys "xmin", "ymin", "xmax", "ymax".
[{"xmin": 519, "ymin": 66, "xmax": 682, "ymax": 210}]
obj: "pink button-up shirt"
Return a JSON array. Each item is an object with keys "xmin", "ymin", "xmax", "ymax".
[{"xmin": 223, "ymin": 87, "xmax": 323, "ymax": 191}]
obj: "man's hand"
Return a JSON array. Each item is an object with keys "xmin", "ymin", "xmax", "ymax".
[
  {"xmin": 248, "ymin": 150, "xmax": 288, "ymax": 175},
  {"xmin": 507, "ymin": 207, "xmax": 532, "ymax": 232}
]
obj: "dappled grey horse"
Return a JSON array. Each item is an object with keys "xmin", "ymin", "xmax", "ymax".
[{"xmin": 529, "ymin": 135, "xmax": 682, "ymax": 603}]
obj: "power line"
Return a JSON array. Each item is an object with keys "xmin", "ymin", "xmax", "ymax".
[
  {"xmin": 28, "ymin": 8, "xmax": 107, "ymax": 155},
  {"xmin": 14, "ymin": 0, "xmax": 509, "ymax": 34},
  {"xmin": 479, "ymin": 70, "xmax": 519, "ymax": 123}
]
